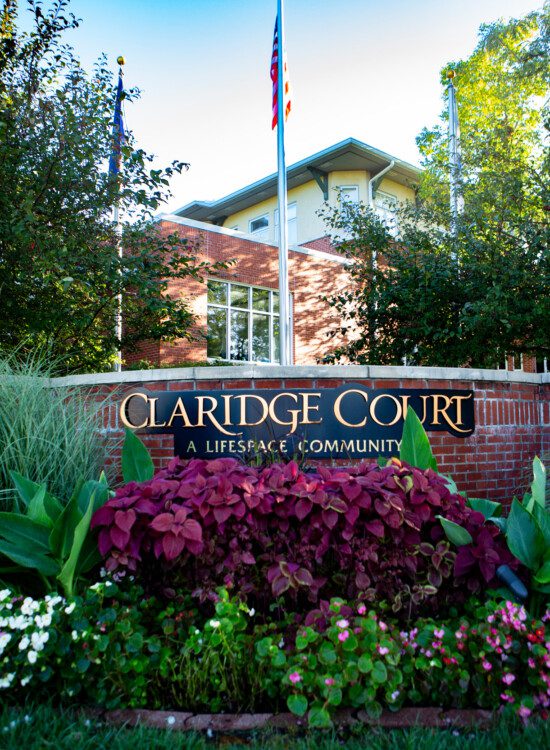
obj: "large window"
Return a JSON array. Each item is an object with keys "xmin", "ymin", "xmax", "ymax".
[
  {"xmin": 207, "ymin": 280, "xmax": 281, "ymax": 363},
  {"xmin": 274, "ymin": 202, "xmax": 297, "ymax": 245}
]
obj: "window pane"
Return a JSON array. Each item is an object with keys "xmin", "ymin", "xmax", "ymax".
[
  {"xmin": 273, "ymin": 316, "xmax": 280, "ymax": 363},
  {"xmin": 207, "ymin": 280, "xmax": 227, "ymax": 305},
  {"xmin": 272, "ymin": 292, "xmax": 280, "ymax": 314},
  {"xmin": 252, "ymin": 288, "xmax": 269, "ymax": 311},
  {"xmin": 231, "ymin": 284, "xmax": 249, "ymax": 309},
  {"xmin": 252, "ymin": 314, "xmax": 270, "ymax": 362},
  {"xmin": 230, "ymin": 310, "xmax": 249, "ymax": 361},
  {"xmin": 207, "ymin": 307, "xmax": 227, "ymax": 359},
  {"xmin": 250, "ymin": 216, "xmax": 269, "ymax": 233}
]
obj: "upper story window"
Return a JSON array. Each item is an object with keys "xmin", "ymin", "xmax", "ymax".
[
  {"xmin": 206, "ymin": 280, "xmax": 281, "ymax": 363},
  {"xmin": 274, "ymin": 202, "xmax": 297, "ymax": 245},
  {"xmin": 249, "ymin": 215, "xmax": 269, "ymax": 241},
  {"xmin": 375, "ymin": 191, "xmax": 398, "ymax": 236},
  {"xmin": 338, "ymin": 186, "xmax": 360, "ymax": 205}
]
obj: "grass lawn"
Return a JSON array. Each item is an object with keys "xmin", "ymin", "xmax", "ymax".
[{"xmin": 1, "ymin": 704, "xmax": 549, "ymax": 749}]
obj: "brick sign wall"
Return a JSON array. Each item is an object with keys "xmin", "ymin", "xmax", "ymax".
[{"xmin": 53, "ymin": 365, "xmax": 550, "ymax": 503}]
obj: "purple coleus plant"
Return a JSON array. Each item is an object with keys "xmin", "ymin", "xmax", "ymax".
[{"xmin": 91, "ymin": 456, "xmax": 513, "ymax": 615}]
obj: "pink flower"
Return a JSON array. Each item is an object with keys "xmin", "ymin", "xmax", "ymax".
[
  {"xmin": 502, "ymin": 674, "xmax": 516, "ymax": 685},
  {"xmin": 336, "ymin": 619, "xmax": 349, "ymax": 629},
  {"xmin": 378, "ymin": 646, "xmax": 389, "ymax": 655},
  {"xmin": 518, "ymin": 706, "xmax": 531, "ymax": 720},
  {"xmin": 482, "ymin": 660, "xmax": 492, "ymax": 671},
  {"xmin": 324, "ymin": 677, "xmax": 335, "ymax": 686},
  {"xmin": 289, "ymin": 671, "xmax": 301, "ymax": 684},
  {"xmin": 379, "ymin": 621, "xmax": 387, "ymax": 631},
  {"xmin": 528, "ymin": 658, "xmax": 536, "ymax": 669},
  {"xmin": 357, "ymin": 604, "xmax": 366, "ymax": 615},
  {"xmin": 433, "ymin": 628, "xmax": 444, "ymax": 639},
  {"xmin": 338, "ymin": 630, "xmax": 350, "ymax": 642}
]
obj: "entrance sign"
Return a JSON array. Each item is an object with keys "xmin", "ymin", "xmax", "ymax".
[{"xmin": 120, "ymin": 385, "xmax": 474, "ymax": 460}]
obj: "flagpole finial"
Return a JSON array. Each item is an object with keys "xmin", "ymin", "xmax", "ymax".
[{"xmin": 117, "ymin": 55, "xmax": 125, "ymax": 67}]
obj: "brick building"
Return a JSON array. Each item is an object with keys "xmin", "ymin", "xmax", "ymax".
[{"xmin": 128, "ymin": 138, "xmax": 420, "ymax": 367}]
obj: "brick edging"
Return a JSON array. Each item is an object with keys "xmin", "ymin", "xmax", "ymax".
[{"xmin": 98, "ymin": 707, "xmax": 497, "ymax": 731}]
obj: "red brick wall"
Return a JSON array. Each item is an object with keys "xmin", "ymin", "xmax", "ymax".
[
  {"xmin": 124, "ymin": 221, "xmax": 350, "ymax": 367},
  {"xmin": 86, "ymin": 370, "xmax": 549, "ymax": 503}
]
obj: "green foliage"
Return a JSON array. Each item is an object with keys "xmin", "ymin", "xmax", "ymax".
[
  {"xmin": 0, "ymin": 1, "xmax": 226, "ymax": 372},
  {"xmin": 0, "ymin": 472, "xmax": 109, "ymax": 597},
  {"xmin": 437, "ymin": 517, "xmax": 474, "ymax": 547},
  {"xmin": 121, "ymin": 429, "xmax": 154, "ymax": 484},
  {"xmin": 321, "ymin": 9, "xmax": 549, "ymax": 368},
  {"xmin": 399, "ymin": 407, "xmax": 438, "ymax": 471},
  {"xmin": 0, "ymin": 353, "xmax": 116, "ymax": 511}
]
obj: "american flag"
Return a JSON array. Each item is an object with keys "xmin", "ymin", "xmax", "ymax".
[{"xmin": 270, "ymin": 16, "xmax": 291, "ymax": 130}]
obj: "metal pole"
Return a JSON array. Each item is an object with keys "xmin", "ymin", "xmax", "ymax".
[
  {"xmin": 276, "ymin": 0, "xmax": 290, "ymax": 365},
  {"xmin": 447, "ymin": 71, "xmax": 463, "ymax": 235}
]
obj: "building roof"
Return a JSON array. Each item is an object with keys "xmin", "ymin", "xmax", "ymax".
[{"xmin": 174, "ymin": 137, "xmax": 421, "ymax": 224}]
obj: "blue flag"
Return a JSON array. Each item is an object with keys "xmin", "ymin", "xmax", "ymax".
[{"xmin": 108, "ymin": 70, "xmax": 125, "ymax": 177}]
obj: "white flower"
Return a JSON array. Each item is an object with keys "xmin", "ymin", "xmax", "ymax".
[
  {"xmin": 166, "ymin": 716, "xmax": 176, "ymax": 726},
  {"xmin": 21, "ymin": 598, "xmax": 38, "ymax": 616},
  {"xmin": 0, "ymin": 633, "xmax": 11, "ymax": 653},
  {"xmin": 248, "ymin": 608, "xmax": 256, "ymax": 617},
  {"xmin": 20, "ymin": 675, "xmax": 31, "ymax": 686},
  {"xmin": 0, "ymin": 590, "xmax": 10, "ymax": 602},
  {"xmin": 31, "ymin": 631, "xmax": 49, "ymax": 651},
  {"xmin": 18, "ymin": 636, "xmax": 30, "ymax": 651},
  {"xmin": 71, "ymin": 630, "xmax": 79, "ymax": 640},
  {"xmin": 36, "ymin": 613, "xmax": 52, "ymax": 628},
  {"xmin": 278, "ymin": 639, "xmax": 285, "ymax": 648},
  {"xmin": 208, "ymin": 619, "xmax": 220, "ymax": 629},
  {"xmin": 0, "ymin": 673, "xmax": 15, "ymax": 688},
  {"xmin": 27, "ymin": 650, "xmax": 38, "ymax": 664},
  {"xmin": 64, "ymin": 603, "xmax": 76, "ymax": 615}
]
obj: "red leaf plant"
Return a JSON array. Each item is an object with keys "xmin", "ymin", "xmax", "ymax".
[{"xmin": 91, "ymin": 457, "xmax": 514, "ymax": 618}]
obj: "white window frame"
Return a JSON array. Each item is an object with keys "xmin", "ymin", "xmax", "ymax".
[
  {"xmin": 206, "ymin": 279, "xmax": 289, "ymax": 364},
  {"xmin": 249, "ymin": 214, "xmax": 270, "ymax": 239},
  {"xmin": 274, "ymin": 201, "xmax": 297, "ymax": 245},
  {"xmin": 337, "ymin": 185, "xmax": 360, "ymax": 205}
]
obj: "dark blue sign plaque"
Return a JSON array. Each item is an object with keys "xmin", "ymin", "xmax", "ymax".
[{"xmin": 120, "ymin": 384, "xmax": 475, "ymax": 460}]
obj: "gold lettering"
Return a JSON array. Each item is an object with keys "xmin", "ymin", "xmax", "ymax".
[
  {"xmin": 235, "ymin": 394, "xmax": 269, "ymax": 426},
  {"xmin": 196, "ymin": 396, "xmax": 240, "ymax": 436},
  {"xmin": 268, "ymin": 392, "xmax": 300, "ymax": 434},
  {"xmin": 451, "ymin": 394, "xmax": 473, "ymax": 426},
  {"xmin": 300, "ymin": 392, "xmax": 323, "ymax": 425},
  {"xmin": 148, "ymin": 397, "xmax": 167, "ymax": 428},
  {"xmin": 333, "ymin": 389, "xmax": 368, "ymax": 427},
  {"xmin": 120, "ymin": 392, "xmax": 149, "ymax": 429},
  {"xmin": 167, "ymin": 397, "xmax": 193, "ymax": 428},
  {"xmin": 432, "ymin": 394, "xmax": 472, "ymax": 433},
  {"xmin": 370, "ymin": 394, "xmax": 402, "ymax": 426}
]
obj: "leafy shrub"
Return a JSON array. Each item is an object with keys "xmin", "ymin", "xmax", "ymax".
[
  {"xmin": 0, "ymin": 354, "xmax": 116, "ymax": 511},
  {"xmin": 256, "ymin": 596, "xmax": 550, "ymax": 726},
  {"xmin": 92, "ymin": 456, "xmax": 514, "ymax": 617}
]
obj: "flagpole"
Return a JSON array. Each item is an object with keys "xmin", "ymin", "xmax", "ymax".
[
  {"xmin": 113, "ymin": 56, "xmax": 125, "ymax": 373},
  {"xmin": 447, "ymin": 70, "xmax": 463, "ymax": 235},
  {"xmin": 276, "ymin": 0, "xmax": 291, "ymax": 366}
]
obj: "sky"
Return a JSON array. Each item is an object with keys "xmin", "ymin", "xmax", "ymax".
[{"xmin": 48, "ymin": 0, "xmax": 544, "ymax": 213}]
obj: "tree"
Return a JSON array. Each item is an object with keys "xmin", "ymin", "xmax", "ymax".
[
  {"xmin": 0, "ymin": 0, "xmax": 222, "ymax": 373},
  {"xmin": 322, "ymin": 9, "xmax": 549, "ymax": 368}
]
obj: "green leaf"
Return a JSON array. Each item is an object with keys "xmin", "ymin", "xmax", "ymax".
[
  {"xmin": 122, "ymin": 428, "xmax": 154, "ymax": 483},
  {"xmin": 358, "ymin": 654, "xmax": 373, "ymax": 673},
  {"xmin": 467, "ymin": 498, "xmax": 502, "ymax": 520},
  {"xmin": 287, "ymin": 694, "xmax": 308, "ymax": 717},
  {"xmin": 371, "ymin": 661, "xmax": 388, "ymax": 684},
  {"xmin": 440, "ymin": 474, "xmax": 459, "ymax": 494},
  {"xmin": 57, "ymin": 492, "xmax": 96, "ymax": 598},
  {"xmin": 308, "ymin": 705, "xmax": 332, "ymax": 728},
  {"xmin": 532, "ymin": 504, "xmax": 550, "ymax": 547},
  {"xmin": 49, "ymin": 479, "xmax": 84, "ymax": 559},
  {"xmin": 75, "ymin": 535, "xmax": 102, "ymax": 576},
  {"xmin": 436, "ymin": 516, "xmax": 473, "ymax": 546},
  {"xmin": 9, "ymin": 471, "xmax": 62, "ymax": 522},
  {"xmin": 126, "ymin": 632, "xmax": 144, "ymax": 653},
  {"xmin": 534, "ymin": 560, "xmax": 550, "ymax": 585},
  {"xmin": 399, "ymin": 407, "xmax": 438, "ymax": 471},
  {"xmin": 506, "ymin": 499, "xmax": 545, "ymax": 571},
  {"xmin": 529, "ymin": 457, "xmax": 547, "ymax": 511},
  {"xmin": 0, "ymin": 538, "xmax": 60, "ymax": 576},
  {"xmin": 77, "ymin": 479, "xmax": 109, "ymax": 516},
  {"xmin": 0, "ymin": 512, "xmax": 52, "ymax": 551},
  {"xmin": 26, "ymin": 485, "xmax": 52, "ymax": 527}
]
